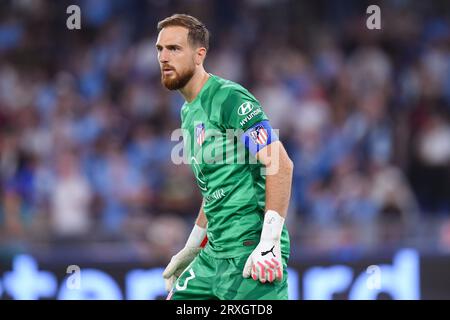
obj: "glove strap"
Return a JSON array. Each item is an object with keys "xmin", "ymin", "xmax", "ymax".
[
  {"xmin": 186, "ymin": 224, "xmax": 207, "ymax": 248},
  {"xmin": 261, "ymin": 210, "xmax": 285, "ymax": 241}
]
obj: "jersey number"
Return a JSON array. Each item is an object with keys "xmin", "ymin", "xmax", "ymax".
[{"xmin": 176, "ymin": 268, "xmax": 196, "ymax": 291}]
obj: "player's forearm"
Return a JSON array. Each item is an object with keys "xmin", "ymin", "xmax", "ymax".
[
  {"xmin": 264, "ymin": 155, "xmax": 294, "ymax": 218},
  {"xmin": 182, "ymin": 203, "xmax": 207, "ymax": 249},
  {"xmin": 195, "ymin": 202, "xmax": 208, "ymax": 228}
]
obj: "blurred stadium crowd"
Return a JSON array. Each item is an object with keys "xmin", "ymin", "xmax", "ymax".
[{"xmin": 0, "ymin": 0, "xmax": 449, "ymax": 261}]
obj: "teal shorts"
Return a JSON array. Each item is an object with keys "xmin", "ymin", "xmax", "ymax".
[{"xmin": 167, "ymin": 250, "xmax": 289, "ymax": 300}]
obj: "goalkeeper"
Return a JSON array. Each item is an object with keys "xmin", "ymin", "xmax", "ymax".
[{"xmin": 156, "ymin": 14, "xmax": 293, "ymax": 300}]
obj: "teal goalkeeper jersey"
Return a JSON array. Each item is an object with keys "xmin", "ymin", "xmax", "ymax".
[{"xmin": 180, "ymin": 74, "xmax": 290, "ymax": 259}]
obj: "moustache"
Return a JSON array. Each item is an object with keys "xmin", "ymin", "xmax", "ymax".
[{"xmin": 162, "ymin": 65, "xmax": 175, "ymax": 71}]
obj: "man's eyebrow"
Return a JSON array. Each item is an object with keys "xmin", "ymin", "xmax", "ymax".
[
  {"xmin": 167, "ymin": 44, "xmax": 182, "ymax": 49},
  {"xmin": 155, "ymin": 44, "xmax": 182, "ymax": 49}
]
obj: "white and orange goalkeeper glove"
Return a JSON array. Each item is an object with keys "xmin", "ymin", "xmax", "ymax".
[
  {"xmin": 162, "ymin": 224, "xmax": 207, "ymax": 292},
  {"xmin": 243, "ymin": 210, "xmax": 284, "ymax": 283}
]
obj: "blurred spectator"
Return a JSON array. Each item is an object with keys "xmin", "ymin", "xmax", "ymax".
[
  {"xmin": 370, "ymin": 165, "xmax": 420, "ymax": 223},
  {"xmin": 50, "ymin": 150, "xmax": 92, "ymax": 238},
  {"xmin": 145, "ymin": 214, "xmax": 189, "ymax": 261},
  {"xmin": 412, "ymin": 112, "xmax": 450, "ymax": 214}
]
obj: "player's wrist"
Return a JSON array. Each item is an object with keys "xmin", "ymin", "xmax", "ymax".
[
  {"xmin": 185, "ymin": 224, "xmax": 207, "ymax": 248},
  {"xmin": 260, "ymin": 210, "xmax": 284, "ymax": 242}
]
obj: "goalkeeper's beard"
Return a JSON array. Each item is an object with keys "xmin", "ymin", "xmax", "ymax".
[{"xmin": 161, "ymin": 65, "xmax": 195, "ymax": 91}]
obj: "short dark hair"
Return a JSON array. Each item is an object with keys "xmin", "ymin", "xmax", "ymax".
[{"xmin": 157, "ymin": 14, "xmax": 209, "ymax": 51}]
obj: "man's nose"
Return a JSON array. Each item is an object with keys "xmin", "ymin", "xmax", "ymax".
[{"xmin": 159, "ymin": 48, "xmax": 169, "ymax": 63}]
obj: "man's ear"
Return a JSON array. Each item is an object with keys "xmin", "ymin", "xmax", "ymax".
[{"xmin": 195, "ymin": 47, "xmax": 207, "ymax": 65}]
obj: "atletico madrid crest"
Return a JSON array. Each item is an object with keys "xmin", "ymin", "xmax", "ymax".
[
  {"xmin": 195, "ymin": 123, "xmax": 205, "ymax": 146},
  {"xmin": 249, "ymin": 125, "xmax": 268, "ymax": 145}
]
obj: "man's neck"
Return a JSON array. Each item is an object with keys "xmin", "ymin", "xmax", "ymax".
[{"xmin": 180, "ymin": 69, "xmax": 210, "ymax": 103}]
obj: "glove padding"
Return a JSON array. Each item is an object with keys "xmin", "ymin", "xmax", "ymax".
[
  {"xmin": 242, "ymin": 239, "xmax": 283, "ymax": 283},
  {"xmin": 162, "ymin": 224, "xmax": 206, "ymax": 292},
  {"xmin": 162, "ymin": 247, "xmax": 201, "ymax": 292},
  {"xmin": 242, "ymin": 210, "xmax": 285, "ymax": 283}
]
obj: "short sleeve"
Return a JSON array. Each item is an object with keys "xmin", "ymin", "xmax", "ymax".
[{"xmin": 220, "ymin": 89, "xmax": 269, "ymax": 131}]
